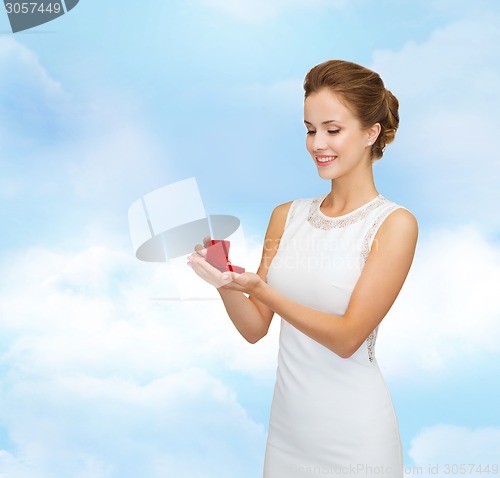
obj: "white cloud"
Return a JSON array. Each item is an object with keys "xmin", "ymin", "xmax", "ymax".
[
  {"xmin": 0, "ymin": 369, "xmax": 265, "ymax": 478},
  {"xmin": 408, "ymin": 425, "xmax": 500, "ymax": 476},
  {"xmin": 0, "ymin": 37, "xmax": 69, "ymax": 151},
  {"xmin": 0, "ymin": 37, "xmax": 65, "ymax": 100},
  {"xmin": 376, "ymin": 225, "xmax": 500, "ymax": 377},
  {"xmin": 371, "ymin": 14, "xmax": 500, "ymax": 229},
  {"xmin": 0, "ymin": 239, "xmax": 275, "ymax": 477},
  {"xmin": 0, "ymin": 238, "xmax": 279, "ymax": 381}
]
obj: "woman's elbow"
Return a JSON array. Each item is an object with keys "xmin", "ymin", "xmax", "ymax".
[
  {"xmin": 334, "ymin": 337, "xmax": 362, "ymax": 359},
  {"xmin": 336, "ymin": 347, "xmax": 356, "ymax": 359},
  {"xmin": 244, "ymin": 329, "xmax": 268, "ymax": 344},
  {"xmin": 246, "ymin": 336, "xmax": 261, "ymax": 345}
]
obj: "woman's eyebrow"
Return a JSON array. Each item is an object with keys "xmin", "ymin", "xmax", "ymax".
[{"xmin": 304, "ymin": 119, "xmax": 343, "ymax": 125}]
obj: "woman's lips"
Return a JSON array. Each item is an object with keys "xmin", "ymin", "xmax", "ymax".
[{"xmin": 315, "ymin": 155, "xmax": 337, "ymax": 166}]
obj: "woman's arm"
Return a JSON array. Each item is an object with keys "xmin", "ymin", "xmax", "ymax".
[
  {"xmin": 233, "ymin": 208, "xmax": 419, "ymax": 358},
  {"xmin": 190, "ymin": 201, "xmax": 293, "ymax": 344}
]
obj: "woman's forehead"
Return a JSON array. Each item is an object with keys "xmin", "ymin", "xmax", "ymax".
[{"xmin": 304, "ymin": 90, "xmax": 356, "ymax": 123}]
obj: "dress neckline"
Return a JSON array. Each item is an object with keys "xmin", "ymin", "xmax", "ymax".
[
  {"xmin": 307, "ymin": 193, "xmax": 387, "ymax": 230},
  {"xmin": 317, "ymin": 193, "xmax": 383, "ymax": 220}
]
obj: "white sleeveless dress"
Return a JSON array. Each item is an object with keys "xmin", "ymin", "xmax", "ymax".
[{"xmin": 263, "ymin": 193, "xmax": 406, "ymax": 478}]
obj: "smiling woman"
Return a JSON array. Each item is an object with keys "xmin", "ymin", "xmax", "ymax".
[
  {"xmin": 187, "ymin": 59, "xmax": 418, "ymax": 478},
  {"xmin": 304, "ymin": 59, "xmax": 399, "ymax": 162}
]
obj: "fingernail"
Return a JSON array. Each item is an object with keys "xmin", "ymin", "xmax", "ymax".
[{"xmin": 222, "ymin": 274, "xmax": 229, "ymax": 280}]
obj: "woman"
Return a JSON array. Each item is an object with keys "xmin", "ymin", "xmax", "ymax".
[{"xmin": 187, "ymin": 59, "xmax": 418, "ymax": 477}]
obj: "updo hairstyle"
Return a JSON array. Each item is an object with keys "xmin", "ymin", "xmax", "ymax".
[{"xmin": 303, "ymin": 60, "xmax": 399, "ymax": 160}]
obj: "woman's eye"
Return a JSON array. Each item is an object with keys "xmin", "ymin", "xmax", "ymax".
[{"xmin": 306, "ymin": 129, "xmax": 340, "ymax": 135}]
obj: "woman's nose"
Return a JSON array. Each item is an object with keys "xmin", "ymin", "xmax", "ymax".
[{"xmin": 311, "ymin": 132, "xmax": 328, "ymax": 151}]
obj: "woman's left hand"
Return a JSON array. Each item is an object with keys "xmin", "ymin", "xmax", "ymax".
[{"xmin": 187, "ymin": 250, "xmax": 265, "ymax": 295}]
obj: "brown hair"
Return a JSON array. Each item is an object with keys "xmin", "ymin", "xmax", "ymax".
[{"xmin": 303, "ymin": 60, "xmax": 399, "ymax": 160}]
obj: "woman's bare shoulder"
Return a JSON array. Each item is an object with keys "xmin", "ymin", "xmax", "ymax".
[
  {"xmin": 382, "ymin": 207, "xmax": 418, "ymax": 233},
  {"xmin": 272, "ymin": 200, "xmax": 294, "ymax": 220}
]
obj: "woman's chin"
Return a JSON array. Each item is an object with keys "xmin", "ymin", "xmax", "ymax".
[{"xmin": 317, "ymin": 169, "xmax": 338, "ymax": 180}]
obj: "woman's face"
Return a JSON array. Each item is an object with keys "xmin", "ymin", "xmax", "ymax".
[{"xmin": 304, "ymin": 88, "xmax": 377, "ymax": 181}]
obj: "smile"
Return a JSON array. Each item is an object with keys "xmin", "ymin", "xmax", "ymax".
[{"xmin": 315, "ymin": 156, "xmax": 337, "ymax": 166}]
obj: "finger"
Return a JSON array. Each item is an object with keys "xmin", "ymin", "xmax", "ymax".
[
  {"xmin": 187, "ymin": 254, "xmax": 202, "ymax": 267},
  {"xmin": 203, "ymin": 235, "xmax": 212, "ymax": 247},
  {"xmin": 189, "ymin": 254, "xmax": 217, "ymax": 272},
  {"xmin": 194, "ymin": 243, "xmax": 207, "ymax": 256}
]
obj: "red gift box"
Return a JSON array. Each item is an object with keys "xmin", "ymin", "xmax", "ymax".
[{"xmin": 205, "ymin": 240, "xmax": 245, "ymax": 274}]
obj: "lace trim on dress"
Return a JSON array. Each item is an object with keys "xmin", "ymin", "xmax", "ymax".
[
  {"xmin": 366, "ymin": 327, "xmax": 378, "ymax": 363},
  {"xmin": 360, "ymin": 204, "xmax": 401, "ymax": 363},
  {"xmin": 285, "ymin": 200, "xmax": 300, "ymax": 230},
  {"xmin": 307, "ymin": 195, "xmax": 388, "ymax": 230},
  {"xmin": 360, "ymin": 204, "xmax": 401, "ymax": 265}
]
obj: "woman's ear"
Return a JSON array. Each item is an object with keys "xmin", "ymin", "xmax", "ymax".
[{"xmin": 367, "ymin": 123, "xmax": 381, "ymax": 144}]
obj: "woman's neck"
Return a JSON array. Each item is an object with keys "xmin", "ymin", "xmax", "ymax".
[{"xmin": 322, "ymin": 172, "xmax": 378, "ymax": 217}]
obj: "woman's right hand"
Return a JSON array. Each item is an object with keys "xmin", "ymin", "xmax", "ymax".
[{"xmin": 187, "ymin": 235, "xmax": 232, "ymax": 289}]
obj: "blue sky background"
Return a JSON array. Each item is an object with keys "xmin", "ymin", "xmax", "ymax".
[{"xmin": 1, "ymin": 1, "xmax": 500, "ymax": 476}]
